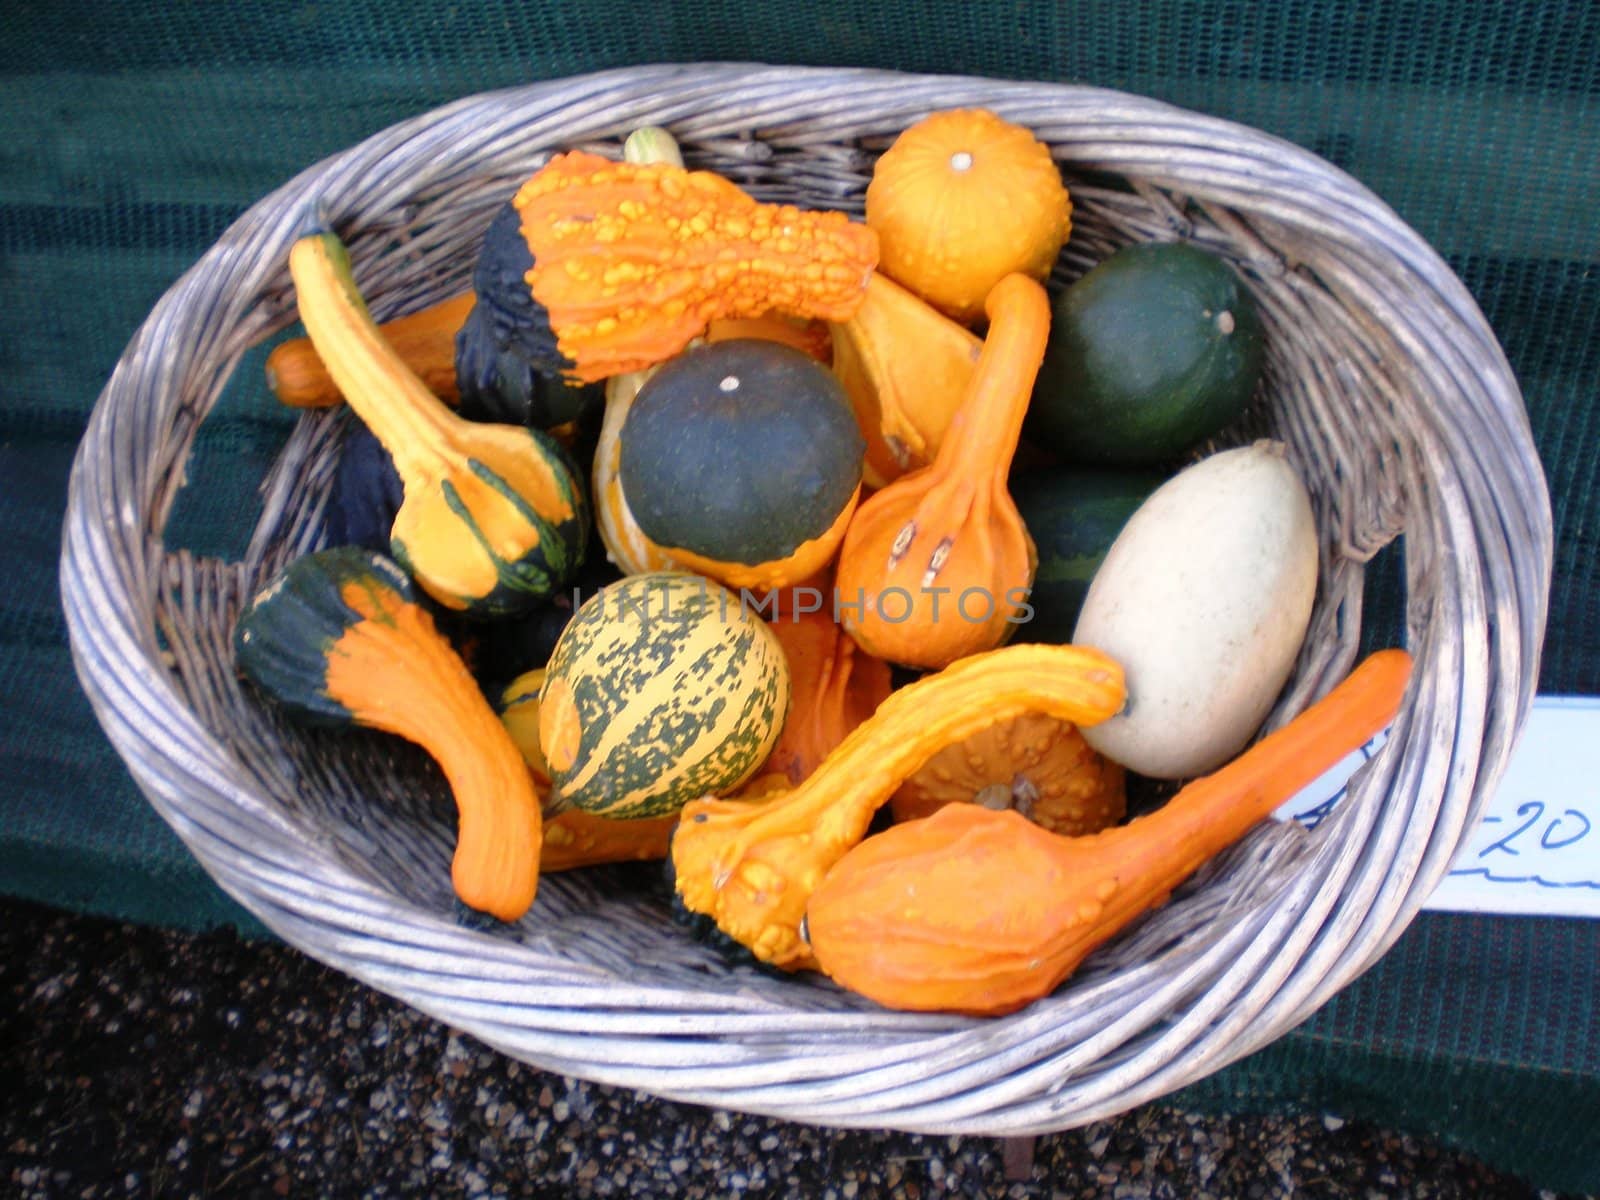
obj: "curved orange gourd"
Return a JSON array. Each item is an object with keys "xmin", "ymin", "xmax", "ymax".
[
  {"xmin": 808, "ymin": 649, "xmax": 1414, "ymax": 1014},
  {"xmin": 670, "ymin": 642, "xmax": 1125, "ymax": 969}
]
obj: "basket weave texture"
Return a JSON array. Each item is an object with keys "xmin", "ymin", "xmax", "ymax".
[{"xmin": 60, "ymin": 64, "xmax": 1551, "ymax": 1132}]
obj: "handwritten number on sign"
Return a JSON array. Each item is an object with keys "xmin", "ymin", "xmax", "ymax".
[
  {"xmin": 1478, "ymin": 802, "xmax": 1545, "ymax": 857},
  {"xmin": 1541, "ymin": 809, "xmax": 1592, "ymax": 850},
  {"xmin": 1477, "ymin": 801, "xmax": 1592, "ymax": 857}
]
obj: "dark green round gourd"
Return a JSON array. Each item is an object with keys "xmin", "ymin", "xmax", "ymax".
[
  {"xmin": 618, "ymin": 339, "xmax": 864, "ymax": 568},
  {"xmin": 1011, "ymin": 468, "xmax": 1166, "ymax": 643},
  {"xmin": 1028, "ymin": 242, "xmax": 1264, "ymax": 465}
]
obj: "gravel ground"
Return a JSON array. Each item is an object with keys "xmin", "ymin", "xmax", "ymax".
[{"xmin": 1, "ymin": 898, "xmax": 1575, "ymax": 1199}]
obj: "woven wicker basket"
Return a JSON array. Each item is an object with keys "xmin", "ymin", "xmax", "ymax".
[{"xmin": 61, "ymin": 65, "xmax": 1550, "ymax": 1132}]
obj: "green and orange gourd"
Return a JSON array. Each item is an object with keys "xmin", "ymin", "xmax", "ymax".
[{"xmin": 233, "ymin": 547, "xmax": 541, "ymax": 922}]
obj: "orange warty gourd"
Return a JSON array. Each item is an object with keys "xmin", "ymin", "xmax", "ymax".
[
  {"xmin": 866, "ymin": 108, "xmax": 1072, "ymax": 323},
  {"xmin": 807, "ymin": 649, "xmax": 1414, "ymax": 1015},
  {"xmin": 833, "ymin": 273, "xmax": 1048, "ymax": 669},
  {"xmin": 670, "ymin": 643, "xmax": 1126, "ymax": 969},
  {"xmin": 513, "ymin": 151, "xmax": 878, "ymax": 382},
  {"xmin": 890, "ymin": 712, "xmax": 1125, "ymax": 836}
]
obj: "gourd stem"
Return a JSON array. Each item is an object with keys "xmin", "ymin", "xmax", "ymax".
[
  {"xmin": 925, "ymin": 274, "xmax": 1050, "ymax": 485},
  {"xmin": 289, "ymin": 233, "xmax": 463, "ymax": 484},
  {"xmin": 1088, "ymin": 648, "xmax": 1413, "ymax": 893}
]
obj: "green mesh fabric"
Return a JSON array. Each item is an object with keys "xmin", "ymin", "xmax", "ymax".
[{"xmin": 2, "ymin": 2, "xmax": 1595, "ymax": 1191}]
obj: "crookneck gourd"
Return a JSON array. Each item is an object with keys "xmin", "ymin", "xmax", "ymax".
[
  {"xmin": 889, "ymin": 711, "xmax": 1125, "ymax": 836},
  {"xmin": 807, "ymin": 648, "xmax": 1414, "ymax": 1015},
  {"xmin": 830, "ymin": 272, "xmax": 982, "ymax": 488},
  {"xmin": 833, "ymin": 273, "xmax": 1049, "ymax": 669},
  {"xmin": 288, "ymin": 229, "xmax": 589, "ymax": 618},
  {"xmin": 670, "ymin": 642, "xmax": 1125, "ymax": 969},
  {"xmin": 741, "ymin": 604, "xmax": 894, "ymax": 790},
  {"xmin": 510, "ymin": 143, "xmax": 878, "ymax": 382},
  {"xmin": 233, "ymin": 547, "xmax": 541, "ymax": 922},
  {"xmin": 499, "ymin": 669, "xmax": 677, "ymax": 871}
]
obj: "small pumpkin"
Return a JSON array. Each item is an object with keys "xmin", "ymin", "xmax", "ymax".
[
  {"xmin": 829, "ymin": 272, "xmax": 982, "ymax": 488},
  {"xmin": 743, "ymin": 603, "xmax": 894, "ymax": 790},
  {"xmin": 233, "ymin": 547, "xmax": 542, "ymax": 922},
  {"xmin": 670, "ymin": 642, "xmax": 1126, "ymax": 969},
  {"xmin": 834, "ymin": 274, "xmax": 1048, "ymax": 669},
  {"xmin": 539, "ymin": 572, "xmax": 791, "ymax": 819},
  {"xmin": 889, "ymin": 712, "xmax": 1125, "ymax": 837},
  {"xmin": 288, "ymin": 229, "xmax": 590, "ymax": 619},
  {"xmin": 499, "ymin": 669, "xmax": 678, "ymax": 871},
  {"xmin": 618, "ymin": 339, "xmax": 866, "ymax": 592},
  {"xmin": 807, "ymin": 649, "xmax": 1413, "ymax": 1015},
  {"xmin": 866, "ymin": 108, "xmax": 1071, "ymax": 323},
  {"xmin": 511, "ymin": 147, "xmax": 878, "ymax": 382}
]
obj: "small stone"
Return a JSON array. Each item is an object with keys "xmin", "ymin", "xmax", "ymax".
[{"xmin": 1322, "ymin": 1115, "xmax": 1346, "ymax": 1131}]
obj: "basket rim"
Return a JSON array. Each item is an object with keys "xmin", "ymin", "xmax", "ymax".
[{"xmin": 59, "ymin": 62, "xmax": 1551, "ymax": 1133}]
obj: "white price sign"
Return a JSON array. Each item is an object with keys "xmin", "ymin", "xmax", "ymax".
[{"xmin": 1274, "ymin": 696, "xmax": 1600, "ymax": 918}]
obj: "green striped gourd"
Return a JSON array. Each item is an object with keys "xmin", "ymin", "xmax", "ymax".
[{"xmin": 539, "ymin": 572, "xmax": 790, "ymax": 818}]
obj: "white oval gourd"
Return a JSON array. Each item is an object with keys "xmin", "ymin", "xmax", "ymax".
[{"xmin": 1071, "ymin": 440, "xmax": 1318, "ymax": 779}]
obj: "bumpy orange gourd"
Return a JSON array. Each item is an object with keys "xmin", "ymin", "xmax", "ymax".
[
  {"xmin": 741, "ymin": 603, "xmax": 895, "ymax": 791},
  {"xmin": 830, "ymin": 272, "xmax": 983, "ymax": 487},
  {"xmin": 889, "ymin": 712, "xmax": 1125, "ymax": 836},
  {"xmin": 671, "ymin": 643, "xmax": 1125, "ymax": 969},
  {"xmin": 808, "ymin": 649, "xmax": 1414, "ymax": 1015},
  {"xmin": 513, "ymin": 151, "xmax": 878, "ymax": 382},
  {"xmin": 866, "ymin": 108, "xmax": 1071, "ymax": 323},
  {"xmin": 834, "ymin": 274, "xmax": 1048, "ymax": 669}
]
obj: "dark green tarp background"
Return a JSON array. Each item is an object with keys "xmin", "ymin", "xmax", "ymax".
[{"xmin": 3, "ymin": 2, "xmax": 1596, "ymax": 1190}]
